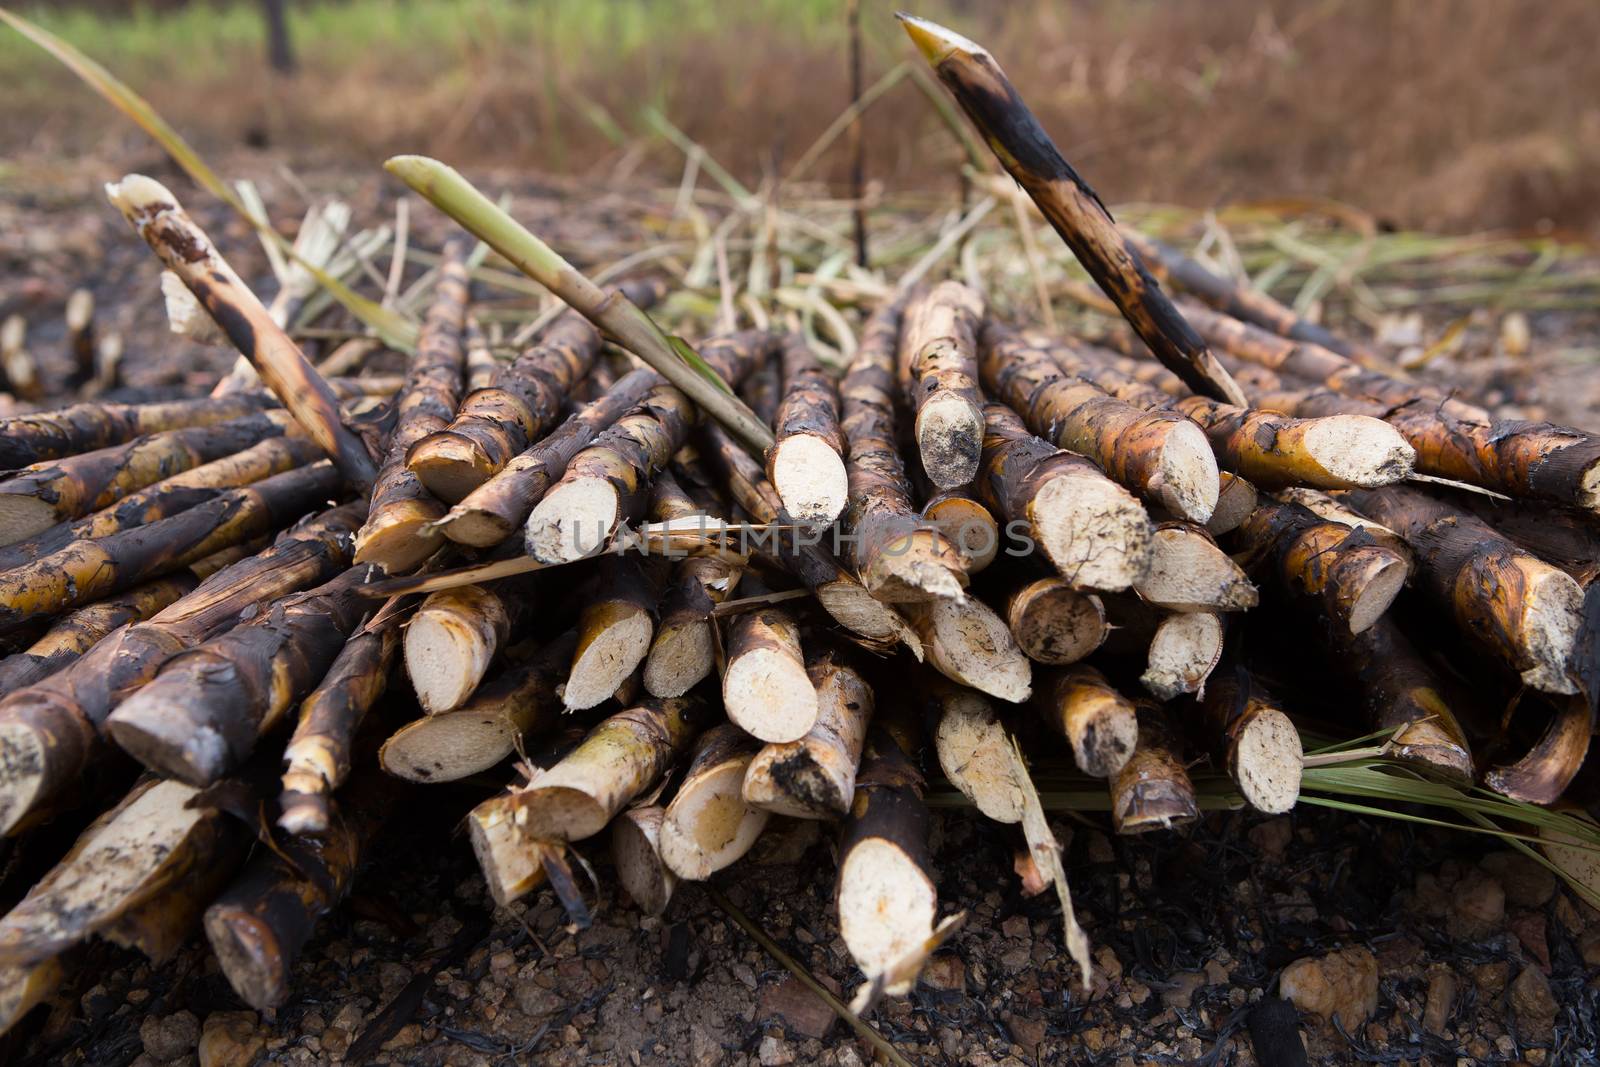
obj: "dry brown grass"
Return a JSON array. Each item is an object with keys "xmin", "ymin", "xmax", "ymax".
[{"xmin": 7, "ymin": 0, "xmax": 1600, "ymax": 236}]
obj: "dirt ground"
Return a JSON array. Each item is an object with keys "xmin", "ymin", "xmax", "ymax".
[{"xmin": 2, "ymin": 155, "xmax": 1599, "ymax": 1066}]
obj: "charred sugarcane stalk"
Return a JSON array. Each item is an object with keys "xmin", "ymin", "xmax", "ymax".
[
  {"xmin": 900, "ymin": 16, "xmax": 1246, "ymax": 405},
  {"xmin": 1099, "ymin": 595, "xmax": 1224, "ymax": 701},
  {"xmin": 742, "ymin": 646, "xmax": 874, "ymax": 819},
  {"xmin": 922, "ymin": 486, "xmax": 1000, "ymax": 573},
  {"xmin": 699, "ymin": 423, "xmax": 921, "ymax": 655},
  {"xmin": 0, "ymin": 777, "xmax": 247, "ymax": 966},
  {"xmin": 526, "ymin": 333, "xmax": 769, "ymax": 563},
  {"xmin": 979, "ymin": 323, "xmax": 1219, "ymax": 523},
  {"xmin": 107, "ymin": 176, "xmax": 377, "ymax": 489},
  {"xmin": 723, "ymin": 600, "xmax": 819, "ymax": 743},
  {"xmin": 840, "ymin": 300, "xmax": 969, "ymax": 602},
  {"xmin": 105, "ymin": 564, "xmax": 380, "ymax": 785},
  {"xmin": 612, "ymin": 806, "xmax": 676, "ymax": 916},
  {"xmin": 1274, "ymin": 487, "xmax": 1415, "ymax": 572},
  {"xmin": 1197, "ymin": 667, "xmax": 1303, "ymax": 814},
  {"xmin": 0, "ymin": 392, "xmax": 270, "ymax": 470},
  {"xmin": 1135, "ymin": 521, "xmax": 1257, "ymax": 613},
  {"xmin": 0, "ymin": 575, "xmax": 195, "ymax": 692},
  {"xmin": 352, "ymin": 238, "xmax": 470, "ymax": 572},
  {"xmin": 379, "ymin": 631, "xmax": 576, "ymax": 784},
  {"xmin": 0, "ymin": 461, "xmax": 342, "ymax": 631},
  {"xmin": 643, "ymin": 469, "xmax": 745, "ymax": 698},
  {"xmin": 0, "ymin": 410, "xmax": 298, "ymax": 545},
  {"xmin": 1233, "ymin": 498, "xmax": 1409, "ymax": 636},
  {"xmin": 977, "ymin": 402, "xmax": 1153, "ymax": 592},
  {"xmin": 565, "ymin": 556, "xmax": 659, "ymax": 711},
  {"xmin": 407, "ymin": 280, "xmax": 664, "ymax": 503},
  {"xmin": 1035, "ymin": 665, "xmax": 1138, "ymax": 778},
  {"xmin": 435, "ymin": 367, "xmax": 660, "ymax": 548},
  {"xmin": 1109, "ymin": 702, "xmax": 1199, "ymax": 834},
  {"xmin": 1003, "ymin": 574, "xmax": 1107, "ymax": 666},
  {"xmin": 1347, "ymin": 485, "xmax": 1584, "ymax": 693},
  {"xmin": 206, "ymin": 770, "xmax": 398, "ymax": 1011},
  {"xmin": 1041, "ymin": 335, "xmax": 1415, "ymax": 490},
  {"xmin": 0, "ymin": 504, "xmax": 363, "ymax": 835},
  {"xmin": 511, "ymin": 696, "xmax": 706, "ymax": 841},
  {"xmin": 658, "ymin": 724, "xmax": 771, "ymax": 880},
  {"xmin": 1484, "ymin": 694, "xmax": 1591, "ymax": 806},
  {"xmin": 0, "ymin": 316, "xmax": 39, "ymax": 402},
  {"xmin": 278, "ymin": 605, "xmax": 405, "ymax": 835},
  {"xmin": 900, "ymin": 281, "xmax": 987, "ymax": 490},
  {"xmin": 903, "ymin": 593, "xmax": 1032, "ymax": 703},
  {"xmin": 0, "ymin": 433, "xmax": 324, "ymax": 571},
  {"xmin": 767, "ymin": 333, "xmax": 850, "ymax": 524},
  {"xmin": 404, "ymin": 583, "xmax": 515, "ymax": 713}
]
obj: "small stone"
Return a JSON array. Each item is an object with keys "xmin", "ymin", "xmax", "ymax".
[
  {"xmin": 1279, "ymin": 946, "xmax": 1379, "ymax": 1030},
  {"xmin": 1447, "ymin": 871, "xmax": 1505, "ymax": 940},
  {"xmin": 1162, "ymin": 973, "xmax": 1206, "ymax": 1010},
  {"xmin": 382, "ymin": 1024, "xmax": 423, "ymax": 1051},
  {"xmin": 757, "ymin": 977, "xmax": 834, "ymax": 1040},
  {"xmin": 198, "ymin": 1011, "xmax": 265, "ymax": 1067},
  {"xmin": 1095, "ymin": 946, "xmax": 1123, "ymax": 985},
  {"xmin": 1422, "ymin": 966, "xmax": 1456, "ymax": 1035},
  {"xmin": 1509, "ymin": 912, "xmax": 1551, "ymax": 970},
  {"xmin": 999, "ymin": 946, "xmax": 1031, "ymax": 973},
  {"xmin": 1204, "ymin": 958, "xmax": 1230, "ymax": 985},
  {"xmin": 1248, "ymin": 817, "xmax": 1293, "ymax": 860},
  {"xmin": 1001, "ymin": 914, "xmax": 1030, "ymax": 940},
  {"xmin": 1005, "ymin": 1012, "xmax": 1046, "ymax": 1051},
  {"xmin": 140, "ymin": 1011, "xmax": 200, "ymax": 1063},
  {"xmin": 836, "ymin": 1046, "xmax": 866, "ymax": 1067},
  {"xmin": 1480, "ymin": 852, "xmax": 1557, "ymax": 908},
  {"xmin": 923, "ymin": 954, "xmax": 966, "ymax": 992},
  {"xmin": 1510, "ymin": 966, "xmax": 1558, "ymax": 1040},
  {"xmin": 731, "ymin": 962, "xmax": 758, "ymax": 990},
  {"xmin": 690, "ymin": 1025, "xmax": 723, "ymax": 1067},
  {"xmin": 1473, "ymin": 961, "xmax": 1510, "ymax": 997},
  {"xmin": 758, "ymin": 1035, "xmax": 795, "ymax": 1066}
]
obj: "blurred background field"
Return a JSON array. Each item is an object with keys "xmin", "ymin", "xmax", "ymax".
[{"xmin": 6, "ymin": 0, "xmax": 1600, "ymax": 237}]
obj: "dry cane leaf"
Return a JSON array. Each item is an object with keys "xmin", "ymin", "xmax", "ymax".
[{"xmin": 1010, "ymin": 736, "xmax": 1092, "ymax": 991}]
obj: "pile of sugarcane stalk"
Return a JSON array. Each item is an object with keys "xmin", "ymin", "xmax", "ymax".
[{"xmin": 0, "ymin": 11, "xmax": 1597, "ymax": 1040}]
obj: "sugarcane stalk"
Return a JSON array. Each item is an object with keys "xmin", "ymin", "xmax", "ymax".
[
  {"xmin": 0, "ymin": 461, "xmax": 342, "ymax": 632},
  {"xmin": 767, "ymin": 333, "xmax": 850, "ymax": 525},
  {"xmin": 0, "ymin": 433, "xmax": 324, "ymax": 572},
  {"xmin": 840, "ymin": 301, "xmax": 968, "ymax": 602},
  {"xmin": 1484, "ymin": 694, "xmax": 1591, "ymax": 806},
  {"xmin": 1035, "ymin": 665, "xmax": 1138, "ymax": 778},
  {"xmin": 0, "ymin": 315, "xmax": 39, "ymax": 402},
  {"xmin": 468, "ymin": 793, "xmax": 555, "ymax": 907},
  {"xmin": 404, "ymin": 583, "xmax": 514, "ymax": 714},
  {"xmin": 658, "ymin": 724, "xmax": 771, "ymax": 880},
  {"xmin": 1042, "ymin": 335, "xmax": 1415, "ymax": 490},
  {"xmin": 0, "ymin": 954, "xmax": 69, "ymax": 1038},
  {"xmin": 352, "ymin": 237, "xmax": 470, "ymax": 572},
  {"xmin": 278, "ymin": 604, "xmax": 405, "ymax": 835},
  {"xmin": 407, "ymin": 280, "xmax": 665, "ymax": 504},
  {"xmin": 922, "ymin": 486, "xmax": 999, "ymax": 573},
  {"xmin": 899, "ymin": 15, "xmax": 1246, "ymax": 406},
  {"xmin": 462, "ymin": 317, "xmax": 499, "ymax": 392},
  {"xmin": 511, "ymin": 696, "xmax": 707, "ymax": 841},
  {"xmin": 1347, "ymin": 484, "xmax": 1584, "ymax": 693},
  {"xmin": 699, "ymin": 423, "xmax": 922, "ymax": 656},
  {"xmin": 1099, "ymin": 595, "xmax": 1224, "ymax": 701},
  {"xmin": 900, "ymin": 281, "xmax": 987, "ymax": 490},
  {"xmin": 379, "ymin": 631, "xmax": 576, "ymax": 784},
  {"xmin": 206, "ymin": 769, "xmax": 398, "ymax": 1011},
  {"xmin": 1109, "ymin": 702, "xmax": 1199, "ymax": 834},
  {"xmin": 1004, "ymin": 574, "xmax": 1106, "ymax": 666},
  {"xmin": 0, "ymin": 503, "xmax": 363, "ymax": 835},
  {"xmin": 612, "ymin": 806, "xmax": 676, "ymax": 916},
  {"xmin": 1135, "ymin": 521, "xmax": 1258, "ymax": 613},
  {"xmin": 930, "ymin": 681, "xmax": 1024, "ymax": 823},
  {"xmin": 1433, "ymin": 496, "xmax": 1600, "ymax": 588},
  {"xmin": 0, "ymin": 777, "xmax": 247, "ymax": 966},
  {"xmin": 1197, "ymin": 667, "xmax": 1303, "ymax": 815},
  {"xmin": 64, "ymin": 288, "xmax": 95, "ymax": 387},
  {"xmin": 0, "ymin": 410, "xmax": 299, "ymax": 545},
  {"xmin": 978, "ymin": 323, "xmax": 1219, "ymax": 523},
  {"xmin": 1274, "ymin": 486, "xmax": 1415, "ymax": 573},
  {"xmin": 977, "ymin": 402, "xmax": 1154, "ymax": 592},
  {"xmin": 565, "ymin": 555, "xmax": 660, "ymax": 711},
  {"xmin": 1206, "ymin": 472, "xmax": 1258, "ymax": 536},
  {"xmin": 105, "ymin": 563, "xmax": 380, "ymax": 786},
  {"xmin": 385, "ymin": 155, "xmax": 775, "ymax": 453},
  {"xmin": 903, "ymin": 593, "xmax": 1032, "ymax": 703},
  {"xmin": 742, "ymin": 645, "xmax": 874, "ymax": 819},
  {"xmin": 526, "ymin": 333, "xmax": 770, "ymax": 563},
  {"xmin": 0, "ymin": 392, "xmax": 270, "ymax": 470},
  {"xmin": 0, "ymin": 575, "xmax": 195, "ymax": 692},
  {"xmin": 643, "ymin": 468, "xmax": 745, "ymax": 698},
  {"xmin": 435, "ymin": 366, "xmax": 661, "ymax": 548},
  {"xmin": 723, "ymin": 600, "xmax": 818, "ymax": 743},
  {"xmin": 1233, "ymin": 498, "xmax": 1409, "ymax": 636},
  {"xmin": 836, "ymin": 714, "xmax": 958, "ymax": 1007},
  {"xmin": 106, "ymin": 175, "xmax": 377, "ymax": 490}
]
